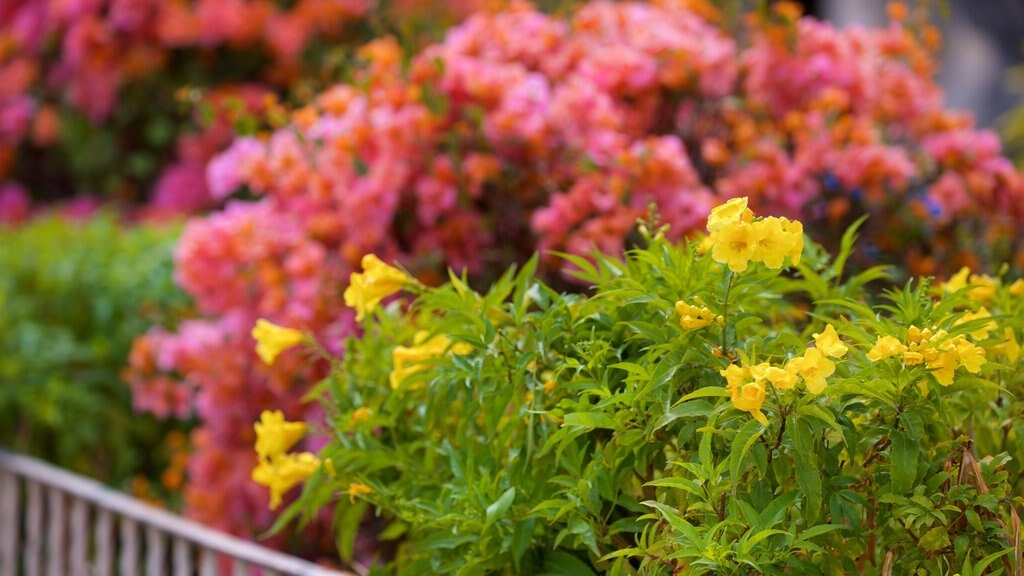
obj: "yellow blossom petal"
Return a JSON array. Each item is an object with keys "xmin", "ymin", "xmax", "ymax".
[
  {"xmin": 252, "ymin": 319, "xmax": 304, "ymax": 366},
  {"xmin": 343, "ymin": 254, "xmax": 414, "ymax": 321},
  {"xmin": 812, "ymin": 324, "xmax": 848, "ymax": 358},
  {"xmin": 707, "ymin": 197, "xmax": 749, "ymax": 233},
  {"xmin": 866, "ymin": 335, "xmax": 906, "ymax": 362},
  {"xmin": 254, "ymin": 410, "xmax": 307, "ymax": 461},
  {"xmin": 764, "ymin": 366, "xmax": 797, "ymax": 390},
  {"xmin": 711, "ymin": 220, "xmax": 757, "ymax": 273},
  {"xmin": 252, "ymin": 452, "xmax": 321, "ymax": 510}
]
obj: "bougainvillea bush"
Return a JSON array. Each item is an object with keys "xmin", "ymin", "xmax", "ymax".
[
  {"xmin": 268, "ymin": 200, "xmax": 1023, "ymax": 574},
  {"xmin": 0, "ymin": 0, "xmax": 487, "ymax": 215},
  {"xmin": 0, "ymin": 215, "xmax": 189, "ymax": 494},
  {"xmin": 127, "ymin": 0, "xmax": 1024, "ymax": 544}
]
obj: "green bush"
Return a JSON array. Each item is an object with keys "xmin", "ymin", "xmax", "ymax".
[
  {"xmin": 270, "ymin": 201, "xmax": 1023, "ymax": 574},
  {"xmin": 0, "ymin": 215, "xmax": 189, "ymax": 487}
]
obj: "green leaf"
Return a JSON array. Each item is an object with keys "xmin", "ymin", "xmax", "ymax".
[
  {"xmin": 542, "ymin": 551, "xmax": 598, "ymax": 576},
  {"xmin": 645, "ymin": 477, "xmax": 705, "ymax": 497},
  {"xmin": 889, "ymin": 430, "xmax": 917, "ymax": 495},
  {"xmin": 730, "ymin": 419, "xmax": 764, "ymax": 483},
  {"xmin": 562, "ymin": 412, "xmax": 619, "ymax": 430},
  {"xmin": 484, "ymin": 487, "xmax": 517, "ymax": 529},
  {"xmin": 643, "ymin": 501, "xmax": 703, "ymax": 548},
  {"xmin": 511, "ymin": 518, "xmax": 536, "ymax": 570},
  {"xmin": 798, "ymin": 524, "xmax": 845, "ymax": 540},
  {"xmin": 795, "ymin": 452, "xmax": 822, "ymax": 523},
  {"xmin": 919, "ymin": 526, "xmax": 950, "ymax": 552},
  {"xmin": 675, "ymin": 387, "xmax": 731, "ymax": 405}
]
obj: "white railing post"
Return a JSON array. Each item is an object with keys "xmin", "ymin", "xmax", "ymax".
[
  {"xmin": 24, "ymin": 480, "xmax": 42, "ymax": 576},
  {"xmin": 0, "ymin": 450, "xmax": 355, "ymax": 576},
  {"xmin": 0, "ymin": 469, "xmax": 20, "ymax": 575},
  {"xmin": 46, "ymin": 487, "xmax": 67, "ymax": 576}
]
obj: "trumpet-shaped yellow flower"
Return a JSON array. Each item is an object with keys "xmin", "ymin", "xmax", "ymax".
[
  {"xmin": 711, "ymin": 220, "xmax": 758, "ymax": 273},
  {"xmin": 785, "ymin": 347, "xmax": 835, "ymax": 394},
  {"xmin": 812, "ymin": 324, "xmax": 848, "ymax": 358},
  {"xmin": 390, "ymin": 331, "xmax": 471, "ymax": 389},
  {"xmin": 866, "ymin": 336, "xmax": 906, "ymax": 361},
  {"xmin": 944, "ymin": 266, "xmax": 971, "ymax": 294},
  {"xmin": 252, "ymin": 452, "xmax": 321, "ymax": 510},
  {"xmin": 926, "ymin": 349, "xmax": 959, "ymax": 386},
  {"xmin": 764, "ymin": 366, "xmax": 797, "ymax": 390},
  {"xmin": 674, "ymin": 300, "xmax": 719, "ymax": 330},
  {"xmin": 254, "ymin": 410, "xmax": 307, "ymax": 461},
  {"xmin": 728, "ymin": 379, "xmax": 769, "ymax": 425},
  {"xmin": 993, "ymin": 328, "xmax": 1020, "ymax": 364},
  {"xmin": 779, "ymin": 218, "xmax": 804, "ymax": 266},
  {"xmin": 251, "ymin": 319, "xmax": 304, "ymax": 366},
  {"xmin": 955, "ymin": 338, "xmax": 985, "ymax": 373},
  {"xmin": 707, "ymin": 197, "xmax": 750, "ymax": 232},
  {"xmin": 944, "ymin": 266, "xmax": 999, "ymax": 301},
  {"xmin": 344, "ymin": 254, "xmax": 414, "ymax": 321},
  {"xmin": 720, "ymin": 363, "xmax": 750, "ymax": 389},
  {"xmin": 954, "ymin": 307, "xmax": 995, "ymax": 340},
  {"xmin": 750, "ymin": 217, "xmax": 788, "ymax": 269}
]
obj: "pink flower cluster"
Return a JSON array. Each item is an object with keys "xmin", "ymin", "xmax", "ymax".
[
  {"xmin": 128, "ymin": 0, "xmax": 1024, "ymax": 547},
  {"xmin": 0, "ymin": 0, "xmax": 369, "ymax": 213}
]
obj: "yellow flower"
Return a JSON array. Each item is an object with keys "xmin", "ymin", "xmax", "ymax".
[
  {"xmin": 343, "ymin": 482, "xmax": 374, "ymax": 503},
  {"xmin": 902, "ymin": 349, "xmax": 925, "ymax": 365},
  {"xmin": 926, "ymin": 349, "xmax": 959, "ymax": 386},
  {"xmin": 728, "ymin": 379, "xmax": 769, "ymax": 425},
  {"xmin": 866, "ymin": 335, "xmax": 906, "ymax": 362},
  {"xmin": 955, "ymin": 338, "xmax": 985, "ymax": 373},
  {"xmin": 785, "ymin": 348, "xmax": 834, "ymax": 394},
  {"xmin": 720, "ymin": 363, "xmax": 750, "ymax": 389},
  {"xmin": 674, "ymin": 300, "xmax": 718, "ymax": 330},
  {"xmin": 953, "ymin": 307, "xmax": 995, "ymax": 340},
  {"xmin": 254, "ymin": 410, "xmax": 307, "ymax": 461},
  {"xmin": 390, "ymin": 331, "xmax": 470, "ymax": 389},
  {"xmin": 711, "ymin": 220, "xmax": 757, "ymax": 273},
  {"xmin": 251, "ymin": 319, "xmax": 304, "ymax": 366},
  {"xmin": 252, "ymin": 452, "xmax": 321, "ymax": 510},
  {"xmin": 943, "ymin": 267, "xmax": 998, "ymax": 301},
  {"xmin": 1009, "ymin": 279, "xmax": 1024, "ymax": 297},
  {"xmin": 993, "ymin": 328, "xmax": 1020, "ymax": 364},
  {"xmin": 750, "ymin": 217, "xmax": 787, "ymax": 269},
  {"xmin": 944, "ymin": 266, "xmax": 970, "ymax": 294},
  {"xmin": 812, "ymin": 324, "xmax": 848, "ymax": 358},
  {"xmin": 707, "ymin": 197, "xmax": 749, "ymax": 233},
  {"xmin": 764, "ymin": 366, "xmax": 797, "ymax": 390},
  {"xmin": 779, "ymin": 218, "xmax": 804, "ymax": 265},
  {"xmin": 344, "ymin": 254, "xmax": 414, "ymax": 321}
]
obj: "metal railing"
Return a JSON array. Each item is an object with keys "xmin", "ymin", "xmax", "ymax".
[{"xmin": 0, "ymin": 450, "xmax": 352, "ymax": 576}]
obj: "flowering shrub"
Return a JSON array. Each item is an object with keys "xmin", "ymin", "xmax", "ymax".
[
  {"xmin": 274, "ymin": 200, "xmax": 1023, "ymax": 574},
  {"xmin": 0, "ymin": 215, "xmax": 189, "ymax": 491},
  {"xmin": 0, "ymin": 0, "xmax": 487, "ymax": 214},
  {"xmin": 129, "ymin": 0, "xmax": 1024, "ymax": 544}
]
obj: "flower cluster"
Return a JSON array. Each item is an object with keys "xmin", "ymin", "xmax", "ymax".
[
  {"xmin": 129, "ymin": 0, "xmax": 1024, "ymax": 545},
  {"xmin": 707, "ymin": 197, "xmax": 803, "ymax": 272},
  {"xmin": 673, "ymin": 299, "xmax": 720, "ymax": 330},
  {"xmin": 866, "ymin": 326, "xmax": 986, "ymax": 387},
  {"xmin": 251, "ymin": 410, "xmax": 320, "ymax": 510}
]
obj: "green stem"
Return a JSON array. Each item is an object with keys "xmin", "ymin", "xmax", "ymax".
[{"xmin": 721, "ymin": 271, "xmax": 735, "ymax": 357}]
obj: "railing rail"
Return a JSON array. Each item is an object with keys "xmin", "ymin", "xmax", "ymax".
[{"xmin": 0, "ymin": 450, "xmax": 351, "ymax": 576}]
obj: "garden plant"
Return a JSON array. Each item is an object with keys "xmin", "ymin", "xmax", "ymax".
[
  {"xmin": 261, "ymin": 198, "xmax": 1024, "ymax": 575},
  {"xmin": 0, "ymin": 215, "xmax": 189, "ymax": 497},
  {"xmin": 124, "ymin": 0, "xmax": 1024, "ymax": 545}
]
